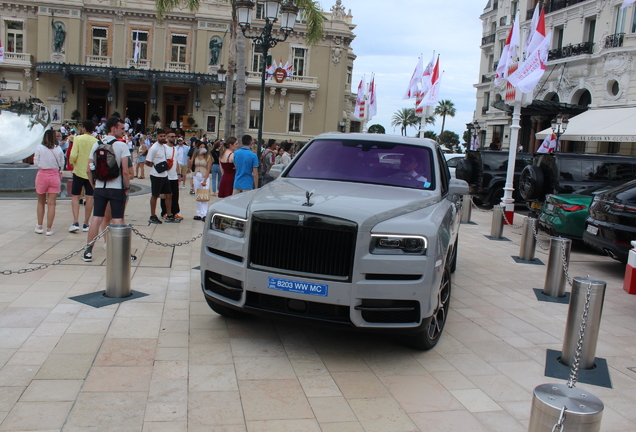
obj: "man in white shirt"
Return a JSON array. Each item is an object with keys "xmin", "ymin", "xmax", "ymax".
[
  {"xmin": 145, "ymin": 129, "xmax": 178, "ymax": 224},
  {"xmin": 160, "ymin": 132, "xmax": 182, "ymax": 220},
  {"xmin": 82, "ymin": 117, "xmax": 131, "ymax": 262},
  {"xmin": 280, "ymin": 142, "xmax": 293, "ymax": 168},
  {"xmin": 176, "ymin": 138, "xmax": 189, "ymax": 189}
]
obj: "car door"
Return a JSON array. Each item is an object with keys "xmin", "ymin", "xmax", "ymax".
[{"xmin": 437, "ymin": 147, "xmax": 459, "ymax": 239}]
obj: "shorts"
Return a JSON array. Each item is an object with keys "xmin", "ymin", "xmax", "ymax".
[
  {"xmin": 150, "ymin": 175, "xmax": 171, "ymax": 197},
  {"xmin": 93, "ymin": 188, "xmax": 126, "ymax": 219},
  {"xmin": 178, "ymin": 164, "xmax": 188, "ymax": 178},
  {"xmin": 35, "ymin": 169, "xmax": 61, "ymax": 194},
  {"xmin": 71, "ymin": 173, "xmax": 94, "ymax": 196},
  {"xmin": 137, "ymin": 154, "xmax": 146, "ymax": 163}
]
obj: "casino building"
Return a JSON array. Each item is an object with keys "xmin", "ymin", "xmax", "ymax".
[{"xmin": 0, "ymin": 0, "xmax": 360, "ymax": 142}]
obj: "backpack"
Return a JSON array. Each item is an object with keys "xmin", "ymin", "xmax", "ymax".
[
  {"xmin": 94, "ymin": 139, "xmax": 120, "ymax": 182},
  {"xmin": 261, "ymin": 149, "xmax": 274, "ymax": 175}
]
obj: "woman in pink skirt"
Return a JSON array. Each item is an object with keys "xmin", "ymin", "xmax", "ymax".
[{"xmin": 34, "ymin": 129, "xmax": 65, "ymax": 235}]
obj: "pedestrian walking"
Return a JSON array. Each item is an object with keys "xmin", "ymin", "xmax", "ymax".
[
  {"xmin": 68, "ymin": 120, "xmax": 98, "ymax": 233},
  {"xmin": 260, "ymin": 139, "xmax": 277, "ymax": 185},
  {"xmin": 192, "ymin": 141, "xmax": 212, "ymax": 221},
  {"xmin": 135, "ymin": 135, "xmax": 147, "ymax": 179},
  {"xmin": 34, "ymin": 129, "xmax": 65, "ymax": 235},
  {"xmin": 145, "ymin": 129, "xmax": 178, "ymax": 224},
  {"xmin": 176, "ymin": 138, "xmax": 189, "ymax": 189},
  {"xmin": 233, "ymin": 135, "xmax": 259, "ymax": 194},
  {"xmin": 160, "ymin": 132, "xmax": 182, "ymax": 220},
  {"xmin": 211, "ymin": 141, "xmax": 221, "ymax": 196},
  {"xmin": 218, "ymin": 137, "xmax": 238, "ymax": 198}
]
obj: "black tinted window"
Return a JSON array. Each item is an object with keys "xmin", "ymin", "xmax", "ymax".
[
  {"xmin": 482, "ymin": 153, "xmax": 507, "ymax": 170},
  {"xmin": 594, "ymin": 162, "xmax": 636, "ymax": 182}
]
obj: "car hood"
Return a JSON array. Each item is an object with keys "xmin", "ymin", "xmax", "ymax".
[{"xmin": 212, "ymin": 178, "xmax": 441, "ymax": 231}]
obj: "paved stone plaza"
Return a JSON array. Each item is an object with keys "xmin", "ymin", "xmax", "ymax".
[{"xmin": 0, "ymin": 183, "xmax": 635, "ymax": 432}]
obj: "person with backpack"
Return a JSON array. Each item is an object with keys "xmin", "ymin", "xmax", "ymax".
[
  {"xmin": 261, "ymin": 139, "xmax": 277, "ymax": 185},
  {"xmin": 82, "ymin": 117, "xmax": 131, "ymax": 262}
]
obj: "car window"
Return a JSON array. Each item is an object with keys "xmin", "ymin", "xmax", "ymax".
[
  {"xmin": 482, "ymin": 153, "xmax": 507, "ymax": 170},
  {"xmin": 445, "ymin": 156, "xmax": 463, "ymax": 168},
  {"xmin": 286, "ymin": 139, "xmax": 435, "ymax": 191}
]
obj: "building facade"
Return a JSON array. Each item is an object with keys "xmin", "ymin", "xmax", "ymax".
[
  {"xmin": 0, "ymin": 0, "xmax": 358, "ymax": 142},
  {"xmin": 474, "ymin": 0, "xmax": 636, "ymax": 155}
]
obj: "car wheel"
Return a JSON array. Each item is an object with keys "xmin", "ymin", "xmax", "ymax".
[
  {"xmin": 519, "ymin": 165, "xmax": 545, "ymax": 201},
  {"xmin": 489, "ymin": 186, "xmax": 504, "ymax": 207},
  {"xmin": 449, "ymin": 236, "xmax": 458, "ymax": 274},
  {"xmin": 455, "ymin": 159, "xmax": 477, "ymax": 184},
  {"xmin": 205, "ymin": 296, "xmax": 247, "ymax": 319},
  {"xmin": 408, "ymin": 267, "xmax": 451, "ymax": 350}
]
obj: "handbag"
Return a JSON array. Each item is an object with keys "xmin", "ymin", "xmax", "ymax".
[
  {"xmin": 196, "ymin": 188, "xmax": 210, "ymax": 202},
  {"xmin": 155, "ymin": 160, "xmax": 169, "ymax": 173}
]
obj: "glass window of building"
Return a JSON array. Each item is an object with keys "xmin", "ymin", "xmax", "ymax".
[
  {"xmin": 288, "ymin": 103, "xmax": 303, "ymax": 133},
  {"xmin": 256, "ymin": 2, "xmax": 264, "ymax": 19},
  {"xmin": 6, "ymin": 21, "xmax": 24, "ymax": 53},
  {"xmin": 249, "ymin": 100, "xmax": 260, "ymax": 129},
  {"xmin": 616, "ymin": 6, "xmax": 627, "ymax": 34},
  {"xmin": 292, "ymin": 47, "xmax": 307, "ymax": 76},
  {"xmin": 92, "ymin": 27, "xmax": 108, "ymax": 56},
  {"xmin": 171, "ymin": 34, "xmax": 187, "ymax": 63},
  {"xmin": 252, "ymin": 46, "xmax": 265, "ymax": 72},
  {"xmin": 131, "ymin": 30, "xmax": 148, "ymax": 60}
]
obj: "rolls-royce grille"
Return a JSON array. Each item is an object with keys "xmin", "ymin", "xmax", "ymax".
[{"xmin": 249, "ymin": 211, "xmax": 357, "ymax": 281}]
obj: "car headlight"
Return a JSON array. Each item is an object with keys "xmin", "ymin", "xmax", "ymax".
[
  {"xmin": 370, "ymin": 234, "xmax": 427, "ymax": 255},
  {"xmin": 211, "ymin": 213, "xmax": 247, "ymax": 238}
]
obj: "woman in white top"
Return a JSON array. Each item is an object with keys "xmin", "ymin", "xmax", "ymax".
[{"xmin": 34, "ymin": 129, "xmax": 65, "ymax": 235}]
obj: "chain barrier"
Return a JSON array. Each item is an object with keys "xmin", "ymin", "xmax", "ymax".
[
  {"xmin": 551, "ymin": 406, "xmax": 567, "ymax": 432},
  {"xmin": 532, "ymin": 220, "xmax": 551, "ymax": 251},
  {"xmin": 470, "ymin": 196, "xmax": 493, "ymax": 213},
  {"xmin": 567, "ymin": 280, "xmax": 593, "ymax": 388},
  {"xmin": 0, "ymin": 227, "xmax": 110, "ymax": 276},
  {"xmin": 561, "ymin": 241, "xmax": 573, "ymax": 286},
  {"xmin": 130, "ymin": 226, "xmax": 202, "ymax": 248}
]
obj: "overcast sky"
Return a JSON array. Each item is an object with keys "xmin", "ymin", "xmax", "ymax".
[{"xmin": 343, "ymin": 0, "xmax": 486, "ymax": 137}]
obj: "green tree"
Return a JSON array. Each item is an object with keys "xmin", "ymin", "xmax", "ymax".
[
  {"xmin": 438, "ymin": 130, "xmax": 461, "ymax": 153},
  {"xmin": 462, "ymin": 130, "xmax": 471, "ymax": 145},
  {"xmin": 433, "ymin": 99, "xmax": 456, "ymax": 135},
  {"xmin": 155, "ymin": 0, "xmax": 325, "ymax": 138},
  {"xmin": 368, "ymin": 124, "xmax": 385, "ymax": 134},
  {"xmin": 423, "ymin": 130, "xmax": 437, "ymax": 140},
  {"xmin": 391, "ymin": 108, "xmax": 418, "ymax": 136}
]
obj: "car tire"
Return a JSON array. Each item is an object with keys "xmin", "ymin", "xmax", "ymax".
[
  {"xmin": 205, "ymin": 296, "xmax": 247, "ymax": 319},
  {"xmin": 455, "ymin": 159, "xmax": 476, "ymax": 184},
  {"xmin": 407, "ymin": 266, "xmax": 451, "ymax": 350},
  {"xmin": 519, "ymin": 165, "xmax": 545, "ymax": 201},
  {"xmin": 449, "ymin": 236, "xmax": 458, "ymax": 274},
  {"xmin": 489, "ymin": 186, "xmax": 504, "ymax": 207}
]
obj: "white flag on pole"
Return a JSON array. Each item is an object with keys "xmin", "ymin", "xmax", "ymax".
[
  {"xmin": 507, "ymin": 30, "xmax": 552, "ymax": 93},
  {"xmin": 525, "ymin": 6, "xmax": 546, "ymax": 56},
  {"xmin": 134, "ymin": 32, "xmax": 140, "ymax": 63},
  {"xmin": 495, "ymin": 11, "xmax": 520, "ymax": 85},
  {"xmin": 265, "ymin": 59, "xmax": 277, "ymax": 82},
  {"xmin": 417, "ymin": 58, "xmax": 441, "ymax": 108},
  {"xmin": 0, "ymin": 39, "xmax": 5, "ymax": 63},
  {"xmin": 368, "ymin": 76, "xmax": 377, "ymax": 120},
  {"xmin": 403, "ymin": 57, "xmax": 423, "ymax": 100},
  {"xmin": 622, "ymin": 0, "xmax": 636, "ymax": 9},
  {"xmin": 420, "ymin": 52, "xmax": 436, "ymax": 95},
  {"xmin": 354, "ymin": 77, "xmax": 366, "ymax": 119},
  {"xmin": 536, "ymin": 133, "xmax": 557, "ymax": 153},
  {"xmin": 470, "ymin": 135, "xmax": 480, "ymax": 151}
]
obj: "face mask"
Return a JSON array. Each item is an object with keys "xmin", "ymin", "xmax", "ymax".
[{"xmin": 199, "ymin": 148, "xmax": 208, "ymax": 154}]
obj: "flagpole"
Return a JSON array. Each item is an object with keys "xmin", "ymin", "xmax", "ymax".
[{"xmin": 362, "ymin": 74, "xmax": 369, "ymax": 132}]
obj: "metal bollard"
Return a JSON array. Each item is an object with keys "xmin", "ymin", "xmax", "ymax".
[
  {"xmin": 528, "ymin": 383, "xmax": 603, "ymax": 432},
  {"xmin": 561, "ymin": 277, "xmax": 607, "ymax": 370},
  {"xmin": 542, "ymin": 237, "xmax": 571, "ymax": 298},
  {"xmin": 519, "ymin": 217, "xmax": 537, "ymax": 261},
  {"xmin": 461, "ymin": 195, "xmax": 472, "ymax": 223},
  {"xmin": 490, "ymin": 204, "xmax": 504, "ymax": 239},
  {"xmin": 105, "ymin": 224, "xmax": 132, "ymax": 298}
]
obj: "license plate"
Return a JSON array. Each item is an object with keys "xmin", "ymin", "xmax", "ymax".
[
  {"xmin": 267, "ymin": 277, "xmax": 328, "ymax": 297},
  {"xmin": 586, "ymin": 225, "xmax": 599, "ymax": 235},
  {"xmin": 547, "ymin": 204, "xmax": 554, "ymax": 212},
  {"xmin": 531, "ymin": 202, "xmax": 542, "ymax": 209}
]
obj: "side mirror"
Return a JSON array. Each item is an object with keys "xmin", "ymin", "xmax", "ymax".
[{"xmin": 449, "ymin": 178, "xmax": 469, "ymax": 196}]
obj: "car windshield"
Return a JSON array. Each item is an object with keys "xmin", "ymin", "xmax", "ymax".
[{"xmin": 286, "ymin": 139, "xmax": 435, "ymax": 190}]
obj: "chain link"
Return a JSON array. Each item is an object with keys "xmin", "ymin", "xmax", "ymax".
[
  {"xmin": 130, "ymin": 226, "xmax": 202, "ymax": 248},
  {"xmin": 561, "ymin": 240, "xmax": 573, "ymax": 286},
  {"xmin": 567, "ymin": 280, "xmax": 593, "ymax": 388},
  {"xmin": 551, "ymin": 406, "xmax": 567, "ymax": 432},
  {"xmin": 0, "ymin": 227, "xmax": 110, "ymax": 276},
  {"xmin": 470, "ymin": 196, "xmax": 494, "ymax": 213},
  {"xmin": 532, "ymin": 220, "xmax": 551, "ymax": 251}
]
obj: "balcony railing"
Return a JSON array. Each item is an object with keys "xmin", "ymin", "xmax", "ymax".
[
  {"xmin": 126, "ymin": 58, "xmax": 151, "ymax": 69},
  {"xmin": 482, "ymin": 34, "xmax": 496, "ymax": 45},
  {"xmin": 246, "ymin": 71, "xmax": 319, "ymax": 88},
  {"xmin": 548, "ymin": 42, "xmax": 594, "ymax": 60},
  {"xmin": 86, "ymin": 55, "xmax": 111, "ymax": 67},
  {"xmin": 3, "ymin": 52, "xmax": 31, "ymax": 65},
  {"xmin": 544, "ymin": 0, "xmax": 589, "ymax": 14},
  {"xmin": 481, "ymin": 74, "xmax": 493, "ymax": 83},
  {"xmin": 166, "ymin": 62, "xmax": 190, "ymax": 72},
  {"xmin": 604, "ymin": 33, "xmax": 624, "ymax": 49}
]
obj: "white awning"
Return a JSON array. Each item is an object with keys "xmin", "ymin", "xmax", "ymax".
[{"xmin": 536, "ymin": 107, "xmax": 636, "ymax": 142}]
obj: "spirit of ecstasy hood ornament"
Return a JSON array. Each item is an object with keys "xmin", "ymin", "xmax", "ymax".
[{"xmin": 302, "ymin": 190, "xmax": 314, "ymax": 207}]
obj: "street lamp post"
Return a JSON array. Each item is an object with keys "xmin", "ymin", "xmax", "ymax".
[
  {"xmin": 551, "ymin": 114, "xmax": 569, "ymax": 152},
  {"xmin": 211, "ymin": 90, "xmax": 225, "ymax": 140},
  {"xmin": 236, "ymin": 0, "xmax": 299, "ymax": 187}
]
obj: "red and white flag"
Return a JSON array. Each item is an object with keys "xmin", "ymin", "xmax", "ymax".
[
  {"xmin": 622, "ymin": 0, "xmax": 636, "ymax": 9},
  {"xmin": 283, "ymin": 61, "xmax": 294, "ymax": 76},
  {"xmin": 368, "ymin": 76, "xmax": 377, "ymax": 120},
  {"xmin": 403, "ymin": 57, "xmax": 423, "ymax": 100},
  {"xmin": 354, "ymin": 77, "xmax": 366, "ymax": 119},
  {"xmin": 133, "ymin": 32, "xmax": 140, "ymax": 63},
  {"xmin": 420, "ymin": 52, "xmax": 436, "ymax": 95},
  {"xmin": 537, "ymin": 133, "xmax": 557, "ymax": 153},
  {"xmin": 0, "ymin": 40, "xmax": 4, "ymax": 63},
  {"xmin": 495, "ymin": 11, "xmax": 520, "ymax": 85},
  {"xmin": 470, "ymin": 135, "xmax": 480, "ymax": 151},
  {"xmin": 418, "ymin": 57, "xmax": 441, "ymax": 108},
  {"xmin": 507, "ymin": 30, "xmax": 552, "ymax": 93},
  {"xmin": 265, "ymin": 59, "xmax": 277, "ymax": 82},
  {"xmin": 525, "ymin": 6, "xmax": 546, "ymax": 57}
]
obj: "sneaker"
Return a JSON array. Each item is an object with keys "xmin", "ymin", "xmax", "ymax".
[
  {"xmin": 82, "ymin": 224, "xmax": 90, "ymax": 232},
  {"xmin": 46, "ymin": 229, "xmax": 54, "ymax": 236},
  {"xmin": 193, "ymin": 216, "xmax": 202, "ymax": 221},
  {"xmin": 35, "ymin": 225, "xmax": 44, "ymax": 234},
  {"xmin": 82, "ymin": 249, "xmax": 93, "ymax": 262},
  {"xmin": 79, "ymin": 198, "xmax": 84, "ymax": 205},
  {"xmin": 69, "ymin": 223, "xmax": 80, "ymax": 233},
  {"xmin": 174, "ymin": 214, "xmax": 183, "ymax": 220},
  {"xmin": 164, "ymin": 216, "xmax": 180, "ymax": 223},
  {"xmin": 189, "ymin": 189, "xmax": 195, "ymax": 195},
  {"xmin": 149, "ymin": 215, "xmax": 163, "ymax": 224}
]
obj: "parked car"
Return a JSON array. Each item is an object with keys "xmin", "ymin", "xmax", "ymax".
[
  {"xmin": 583, "ymin": 179, "xmax": 636, "ymax": 263},
  {"xmin": 537, "ymin": 185, "xmax": 614, "ymax": 239},
  {"xmin": 519, "ymin": 153, "xmax": 636, "ymax": 214},
  {"xmin": 200, "ymin": 133, "xmax": 469, "ymax": 350},
  {"xmin": 455, "ymin": 150, "xmax": 533, "ymax": 206},
  {"xmin": 444, "ymin": 153, "xmax": 465, "ymax": 179}
]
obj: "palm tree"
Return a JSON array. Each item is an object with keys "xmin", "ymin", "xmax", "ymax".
[
  {"xmin": 434, "ymin": 99, "xmax": 456, "ymax": 135},
  {"xmin": 391, "ymin": 108, "xmax": 419, "ymax": 136},
  {"xmin": 155, "ymin": 0, "xmax": 324, "ymax": 138}
]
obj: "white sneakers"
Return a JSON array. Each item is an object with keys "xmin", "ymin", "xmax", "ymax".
[
  {"xmin": 35, "ymin": 225, "xmax": 44, "ymax": 234},
  {"xmin": 46, "ymin": 230, "xmax": 54, "ymax": 236},
  {"xmin": 69, "ymin": 223, "xmax": 80, "ymax": 232}
]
